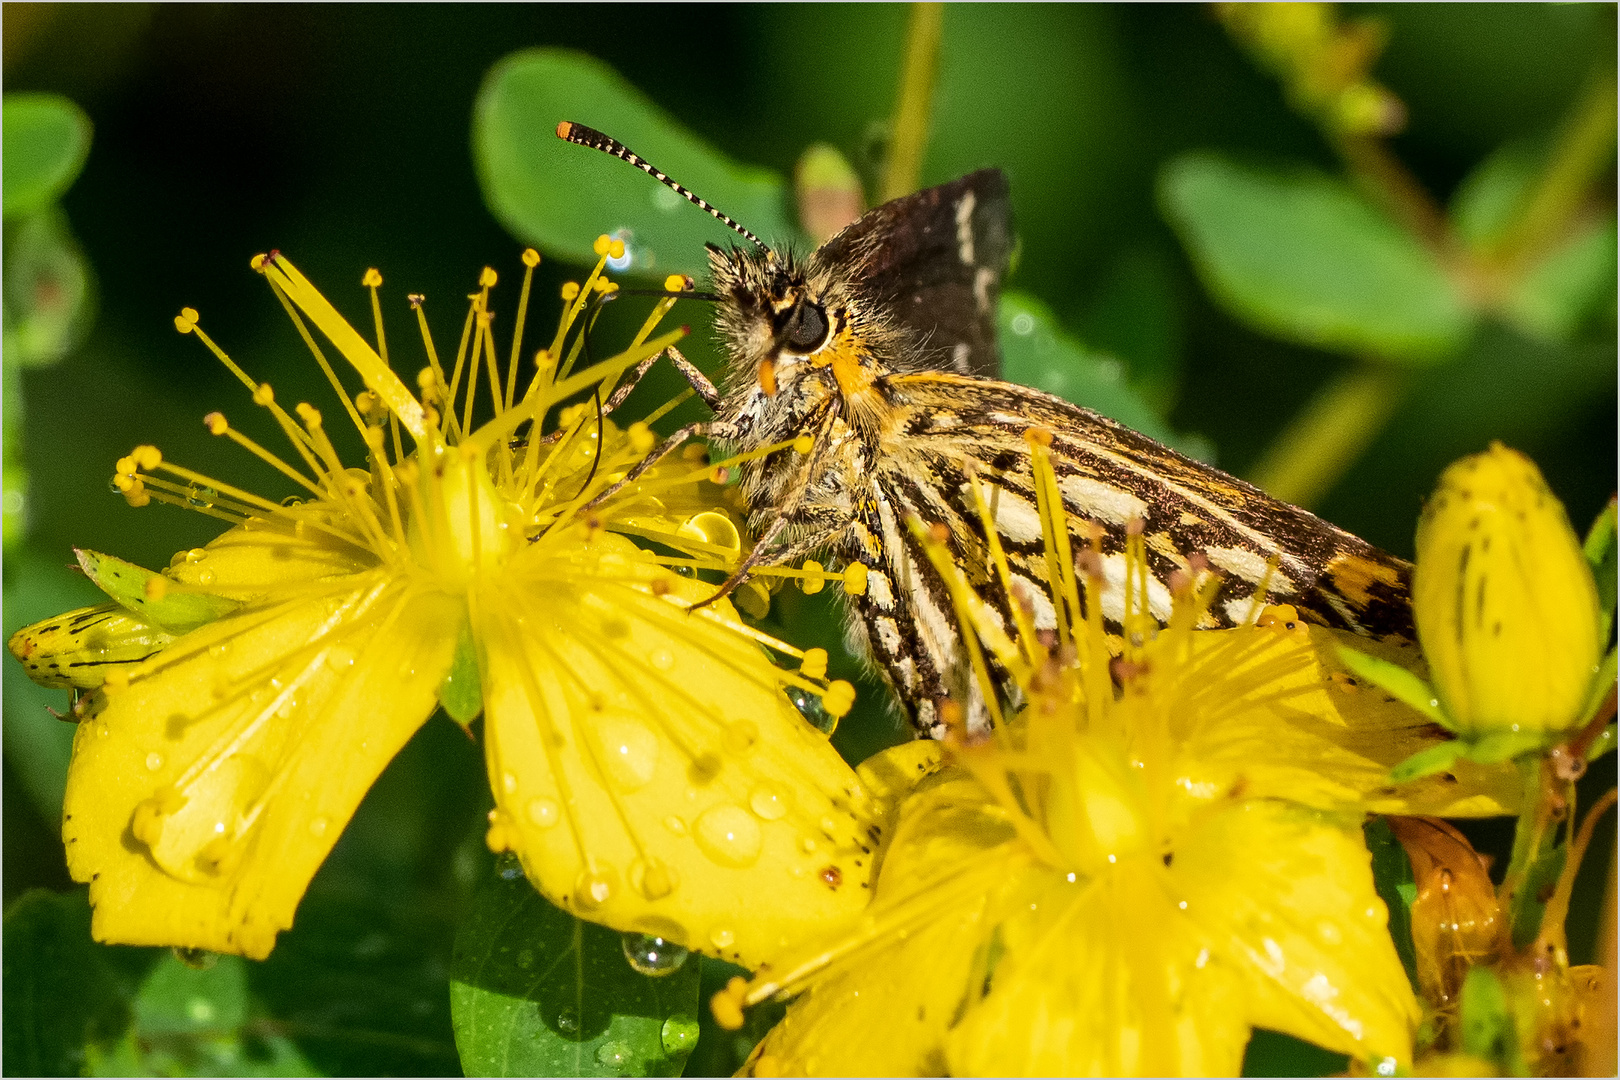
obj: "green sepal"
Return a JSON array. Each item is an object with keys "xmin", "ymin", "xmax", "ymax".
[
  {"xmin": 1459, "ymin": 965, "xmax": 1523, "ymax": 1074},
  {"xmin": 1389, "ymin": 740, "xmax": 1467, "ymax": 783},
  {"xmin": 1579, "ymin": 647, "xmax": 1616, "ymax": 727},
  {"xmin": 1363, "ymin": 818, "xmax": 1420, "ymax": 993},
  {"xmin": 75, "ymin": 548, "xmax": 240, "ymax": 635},
  {"xmin": 1335, "ymin": 644, "xmax": 1450, "ymax": 726},
  {"xmin": 1585, "ymin": 724, "xmax": 1616, "ymax": 763},
  {"xmin": 1584, "ymin": 498, "xmax": 1617, "ymax": 644},
  {"xmin": 438, "ymin": 617, "xmax": 483, "ymax": 728}
]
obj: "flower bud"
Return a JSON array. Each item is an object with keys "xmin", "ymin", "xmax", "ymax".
[{"xmin": 1413, "ymin": 443, "xmax": 1602, "ymax": 736}]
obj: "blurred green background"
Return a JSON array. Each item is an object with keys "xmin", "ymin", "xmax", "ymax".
[{"xmin": 3, "ymin": 4, "xmax": 1615, "ymax": 1075}]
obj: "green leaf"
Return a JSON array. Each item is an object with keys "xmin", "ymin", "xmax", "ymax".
[
  {"xmin": 1334, "ymin": 645, "xmax": 1448, "ymax": 726},
  {"xmin": 998, "ymin": 290, "xmax": 1201, "ymax": 457},
  {"xmin": 1502, "ymin": 218, "xmax": 1618, "ymax": 343},
  {"xmin": 1585, "ymin": 499, "xmax": 1618, "ymax": 645},
  {"xmin": 439, "ymin": 617, "xmax": 484, "ymax": 727},
  {"xmin": 450, "ymin": 857, "xmax": 701, "ymax": 1077},
  {"xmin": 2, "ymin": 94, "xmax": 92, "ymax": 218},
  {"xmin": 1159, "ymin": 153, "xmax": 1473, "ymax": 363},
  {"xmin": 1458, "ymin": 965, "xmax": 1522, "ymax": 1073},
  {"xmin": 3, "ymin": 889, "xmax": 130, "ymax": 1077},
  {"xmin": 76, "ymin": 548, "xmax": 241, "ymax": 634},
  {"xmin": 1389, "ymin": 740, "xmax": 1466, "ymax": 783},
  {"xmin": 1363, "ymin": 818, "xmax": 1420, "ymax": 992},
  {"xmin": 1463, "ymin": 730, "xmax": 1548, "ymax": 765},
  {"xmin": 4, "ymin": 205, "xmax": 95, "ymax": 369},
  {"xmin": 1450, "ymin": 140, "xmax": 1541, "ymax": 249},
  {"xmin": 474, "ymin": 49, "xmax": 796, "ymax": 277}
]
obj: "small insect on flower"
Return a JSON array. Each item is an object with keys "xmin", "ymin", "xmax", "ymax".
[
  {"xmin": 710, "ymin": 438, "xmax": 1519, "ymax": 1078},
  {"xmin": 9, "ymin": 244, "xmax": 878, "ymax": 965}
]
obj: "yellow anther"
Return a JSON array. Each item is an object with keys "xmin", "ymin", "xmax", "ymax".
[
  {"xmin": 799, "ymin": 560, "xmax": 826, "ymax": 595},
  {"xmin": 173, "ymin": 307, "xmax": 199, "ymax": 334},
  {"xmin": 711, "ymin": 977, "xmax": 748, "ymax": 1031},
  {"xmin": 709, "ymin": 466, "xmax": 730, "ymax": 486},
  {"xmin": 593, "ymin": 234, "xmax": 612, "ymax": 256},
  {"xmin": 533, "ymin": 348, "xmax": 554, "ymax": 370},
  {"xmin": 822, "ymin": 680, "xmax": 856, "ymax": 718},
  {"xmin": 479, "ymin": 267, "xmax": 498, "ymax": 288},
  {"xmin": 250, "ymin": 253, "xmax": 269, "ymax": 271},
  {"xmin": 1256, "ymin": 604, "xmax": 1301, "ymax": 630},
  {"xmin": 664, "ymin": 274, "xmax": 688, "ymax": 294},
  {"xmin": 592, "ymin": 276, "xmax": 613, "ymax": 293},
  {"xmin": 608, "ymin": 239, "xmax": 626, "ymax": 260},
  {"xmin": 363, "ymin": 426, "xmax": 386, "ymax": 450},
  {"xmin": 843, "ymin": 562, "xmax": 869, "ymax": 596},
  {"xmin": 362, "ymin": 268, "xmax": 383, "ymax": 288},
  {"xmin": 417, "ymin": 367, "xmax": 437, "ymax": 389},
  {"xmin": 521, "ymin": 248, "xmax": 541, "ymax": 268},
  {"xmin": 1025, "ymin": 426, "xmax": 1054, "ymax": 447},
  {"xmin": 296, "ymin": 403, "xmax": 323, "ymax": 428},
  {"xmin": 252, "ymin": 383, "xmax": 275, "ymax": 406},
  {"xmin": 793, "ymin": 434, "xmax": 814, "ymax": 455},
  {"xmin": 204, "ymin": 412, "xmax": 229, "ymax": 436},
  {"xmin": 112, "ymin": 472, "xmax": 135, "ymax": 492},
  {"xmin": 561, "ymin": 282, "xmax": 580, "ymax": 301},
  {"xmin": 408, "ymin": 293, "xmax": 425, "ymax": 309},
  {"xmin": 800, "ymin": 647, "xmax": 829, "ymax": 681},
  {"xmin": 133, "ymin": 445, "xmax": 163, "ymax": 470},
  {"xmin": 628, "ymin": 422, "xmax": 656, "ymax": 455}
]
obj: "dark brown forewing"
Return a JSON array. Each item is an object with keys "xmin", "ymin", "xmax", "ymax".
[{"xmin": 812, "ymin": 170, "xmax": 1013, "ymax": 378}]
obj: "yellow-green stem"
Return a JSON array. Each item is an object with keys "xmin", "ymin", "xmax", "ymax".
[
  {"xmin": 1246, "ymin": 363, "xmax": 1407, "ymax": 509},
  {"xmin": 880, "ymin": 2, "xmax": 944, "ymax": 202}
]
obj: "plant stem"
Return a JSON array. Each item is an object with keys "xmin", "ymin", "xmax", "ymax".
[
  {"xmin": 880, "ymin": 2, "xmax": 944, "ymax": 203},
  {"xmin": 1245, "ymin": 362, "xmax": 1406, "ymax": 509},
  {"xmin": 1333, "ymin": 134, "xmax": 1450, "ymax": 252}
]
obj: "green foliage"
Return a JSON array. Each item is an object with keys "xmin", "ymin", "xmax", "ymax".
[
  {"xmin": 2, "ymin": 94, "xmax": 92, "ymax": 219},
  {"xmin": 1362, "ymin": 818, "xmax": 1420, "ymax": 992},
  {"xmin": 474, "ymin": 49, "xmax": 798, "ymax": 279},
  {"xmin": 438, "ymin": 618, "xmax": 484, "ymax": 728},
  {"xmin": 449, "ymin": 857, "xmax": 701, "ymax": 1077},
  {"xmin": 1458, "ymin": 965, "xmax": 1522, "ymax": 1074},
  {"xmin": 3, "ymin": 890, "xmax": 129, "ymax": 1076},
  {"xmin": 1160, "ymin": 154, "xmax": 1472, "ymax": 363},
  {"xmin": 75, "ymin": 548, "xmax": 242, "ymax": 633}
]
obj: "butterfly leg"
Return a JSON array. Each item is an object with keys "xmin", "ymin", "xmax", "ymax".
[
  {"xmin": 580, "ymin": 420, "xmax": 711, "ymax": 513},
  {"xmin": 664, "ymin": 345, "xmax": 721, "ymax": 409}
]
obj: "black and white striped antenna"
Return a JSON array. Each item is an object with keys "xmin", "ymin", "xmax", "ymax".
[{"xmin": 556, "ymin": 121, "xmax": 773, "ymax": 254}]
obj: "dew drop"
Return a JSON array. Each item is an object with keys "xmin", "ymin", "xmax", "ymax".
[
  {"xmin": 208, "ymin": 641, "xmax": 229, "ymax": 659},
  {"xmin": 724, "ymin": 719, "xmax": 759, "ymax": 754},
  {"xmin": 196, "ymin": 569, "xmax": 216, "ymax": 586},
  {"xmin": 496, "ymin": 853, "xmax": 525, "ymax": 880},
  {"xmin": 526, "ymin": 797, "xmax": 560, "ymax": 828},
  {"xmin": 556, "ymin": 1007, "xmax": 580, "ymax": 1035},
  {"xmin": 694, "ymin": 804, "xmax": 762, "ymax": 867},
  {"xmin": 596, "ymin": 1040, "xmax": 632, "ymax": 1069},
  {"xmin": 516, "ymin": 948, "xmax": 534, "ymax": 969},
  {"xmin": 799, "ymin": 836, "xmax": 818, "ymax": 854},
  {"xmin": 621, "ymin": 932, "xmax": 689, "ymax": 976},
  {"xmin": 660, "ymin": 1015, "xmax": 699, "ymax": 1055},
  {"xmin": 184, "ymin": 548, "xmax": 208, "ymax": 564},
  {"xmin": 325, "ymin": 645, "xmax": 357, "ymax": 670},
  {"xmin": 709, "ymin": 926, "xmax": 735, "ymax": 950},
  {"xmin": 308, "ymin": 816, "xmax": 329, "ymax": 838},
  {"xmin": 574, "ymin": 866, "xmax": 617, "ymax": 909},
  {"xmin": 502, "ymin": 771, "xmax": 518, "ymax": 794},
  {"xmin": 597, "ymin": 717, "xmax": 658, "ymax": 790},
  {"xmin": 786, "ymin": 686, "xmax": 837, "ymax": 734},
  {"xmin": 663, "ymin": 815, "xmax": 687, "ymax": 836},
  {"xmin": 648, "ymin": 647, "xmax": 675, "ymax": 671},
  {"xmin": 631, "ymin": 857, "xmax": 679, "ymax": 900},
  {"xmin": 748, "ymin": 785, "xmax": 787, "ymax": 821},
  {"xmin": 145, "ymin": 752, "xmax": 164, "ymax": 772},
  {"xmin": 1317, "ymin": 920, "xmax": 1343, "ymax": 946}
]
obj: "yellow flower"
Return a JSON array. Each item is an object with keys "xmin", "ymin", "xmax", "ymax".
[
  {"xmin": 1414, "ymin": 442, "xmax": 1606, "ymax": 739},
  {"xmin": 714, "ymin": 434, "xmax": 1513, "ymax": 1077},
  {"xmin": 10, "ymin": 243, "xmax": 877, "ymax": 964}
]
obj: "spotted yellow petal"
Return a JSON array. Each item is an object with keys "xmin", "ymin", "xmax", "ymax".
[
  {"xmin": 64, "ymin": 575, "xmax": 459, "ymax": 959},
  {"xmin": 478, "ymin": 530, "xmax": 876, "ymax": 970}
]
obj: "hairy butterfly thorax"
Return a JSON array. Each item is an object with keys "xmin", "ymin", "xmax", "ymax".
[{"xmin": 558, "ymin": 121, "xmax": 1414, "ymax": 739}]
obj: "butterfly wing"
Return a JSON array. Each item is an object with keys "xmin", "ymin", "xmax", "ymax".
[{"xmin": 813, "ymin": 170, "xmax": 1014, "ymax": 378}]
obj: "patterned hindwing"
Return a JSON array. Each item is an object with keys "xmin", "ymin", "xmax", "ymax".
[
  {"xmin": 810, "ymin": 170, "xmax": 1013, "ymax": 379},
  {"xmin": 845, "ymin": 371, "xmax": 1416, "ymax": 736}
]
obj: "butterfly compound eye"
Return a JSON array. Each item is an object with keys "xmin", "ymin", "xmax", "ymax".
[{"xmin": 781, "ymin": 302, "xmax": 830, "ymax": 354}]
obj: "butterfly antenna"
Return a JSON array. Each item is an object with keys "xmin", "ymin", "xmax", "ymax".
[{"xmin": 557, "ymin": 121, "xmax": 773, "ymax": 254}]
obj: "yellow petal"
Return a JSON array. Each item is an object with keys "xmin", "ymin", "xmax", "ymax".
[
  {"xmin": 1157, "ymin": 620, "xmax": 1519, "ymax": 817},
  {"xmin": 164, "ymin": 509, "xmax": 378, "ymax": 602},
  {"xmin": 1178, "ymin": 801, "xmax": 1418, "ymax": 1069},
  {"xmin": 64, "ymin": 575, "xmax": 457, "ymax": 958},
  {"xmin": 478, "ymin": 531, "xmax": 875, "ymax": 970}
]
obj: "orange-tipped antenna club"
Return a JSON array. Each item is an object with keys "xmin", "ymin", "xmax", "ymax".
[{"xmin": 556, "ymin": 120, "xmax": 773, "ymax": 253}]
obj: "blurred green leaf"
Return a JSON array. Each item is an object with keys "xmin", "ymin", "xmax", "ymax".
[
  {"xmin": 474, "ymin": 49, "xmax": 796, "ymax": 277},
  {"xmin": 1502, "ymin": 218, "xmax": 1617, "ymax": 343},
  {"xmin": 1076, "ymin": 246, "xmax": 1185, "ymax": 413},
  {"xmin": 3, "ymin": 889, "xmax": 129, "ymax": 1077},
  {"xmin": 2, "ymin": 94, "xmax": 92, "ymax": 219},
  {"xmin": 998, "ymin": 290, "xmax": 1200, "ymax": 457},
  {"xmin": 1450, "ymin": 140, "xmax": 1541, "ymax": 249},
  {"xmin": 1239, "ymin": 1028, "xmax": 1348, "ymax": 1077},
  {"xmin": 1458, "ymin": 965, "xmax": 1522, "ymax": 1072},
  {"xmin": 449, "ymin": 857, "xmax": 700, "ymax": 1077},
  {"xmin": 680, "ymin": 956, "xmax": 787, "ymax": 1079},
  {"xmin": 4, "ymin": 545, "xmax": 103, "ymax": 823},
  {"xmin": 4, "ymin": 205, "xmax": 95, "ymax": 369},
  {"xmin": 1363, "ymin": 818, "xmax": 1419, "ymax": 992},
  {"xmin": 1160, "ymin": 154, "xmax": 1473, "ymax": 363}
]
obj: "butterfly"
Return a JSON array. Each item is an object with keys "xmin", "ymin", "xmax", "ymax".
[{"xmin": 559, "ymin": 121, "xmax": 1415, "ymax": 738}]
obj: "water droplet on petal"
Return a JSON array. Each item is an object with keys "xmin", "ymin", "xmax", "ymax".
[
  {"xmin": 502, "ymin": 771, "xmax": 518, "ymax": 794},
  {"xmin": 526, "ymin": 797, "xmax": 560, "ymax": 828},
  {"xmin": 748, "ymin": 785, "xmax": 787, "ymax": 821},
  {"xmin": 663, "ymin": 815, "xmax": 687, "ymax": 836},
  {"xmin": 694, "ymin": 804, "xmax": 762, "ymax": 867},
  {"xmin": 631, "ymin": 857, "xmax": 679, "ymax": 900},
  {"xmin": 1317, "ymin": 920, "xmax": 1342, "ymax": 946},
  {"xmin": 621, "ymin": 932, "xmax": 689, "ymax": 976},
  {"xmin": 308, "ymin": 816, "xmax": 329, "ymax": 838},
  {"xmin": 208, "ymin": 641, "xmax": 229, "ymax": 658},
  {"xmin": 709, "ymin": 926, "xmax": 735, "ymax": 950},
  {"xmin": 598, "ymin": 717, "xmax": 658, "ymax": 790},
  {"xmin": 556, "ymin": 1007, "xmax": 580, "ymax": 1035},
  {"xmin": 648, "ymin": 647, "xmax": 674, "ymax": 671},
  {"xmin": 786, "ymin": 686, "xmax": 836, "ymax": 734},
  {"xmin": 145, "ymin": 752, "xmax": 164, "ymax": 771},
  {"xmin": 196, "ymin": 569, "xmax": 216, "ymax": 586},
  {"xmin": 325, "ymin": 645, "xmax": 357, "ymax": 670},
  {"xmin": 574, "ymin": 866, "xmax": 618, "ymax": 909},
  {"xmin": 596, "ymin": 1040, "xmax": 632, "ymax": 1068},
  {"xmin": 799, "ymin": 836, "xmax": 818, "ymax": 854},
  {"xmin": 724, "ymin": 720, "xmax": 758, "ymax": 754}
]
